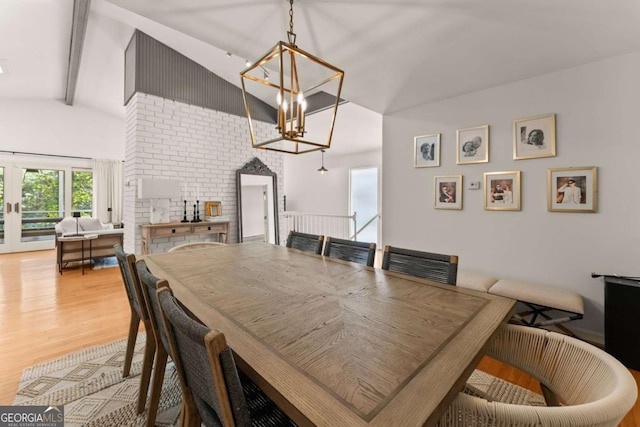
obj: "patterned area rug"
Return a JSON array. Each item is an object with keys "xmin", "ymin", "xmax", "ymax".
[
  {"xmin": 91, "ymin": 256, "xmax": 119, "ymax": 270},
  {"xmin": 13, "ymin": 333, "xmax": 182, "ymax": 426}
]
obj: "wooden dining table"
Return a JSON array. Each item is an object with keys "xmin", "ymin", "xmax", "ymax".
[{"xmin": 143, "ymin": 242, "xmax": 515, "ymax": 427}]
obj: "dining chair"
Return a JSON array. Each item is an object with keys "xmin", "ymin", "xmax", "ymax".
[
  {"xmin": 285, "ymin": 231, "xmax": 324, "ymax": 255},
  {"xmin": 381, "ymin": 245, "xmax": 458, "ymax": 285},
  {"xmin": 322, "ymin": 236, "xmax": 376, "ymax": 267},
  {"xmin": 135, "ymin": 259, "xmax": 174, "ymax": 427},
  {"xmin": 157, "ymin": 286, "xmax": 296, "ymax": 427},
  {"xmin": 113, "ymin": 245, "xmax": 155, "ymax": 415},
  {"xmin": 438, "ymin": 324, "xmax": 637, "ymax": 427},
  {"xmin": 168, "ymin": 241, "xmax": 226, "ymax": 252}
]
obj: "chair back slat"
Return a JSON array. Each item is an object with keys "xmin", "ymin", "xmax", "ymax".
[
  {"xmin": 136, "ymin": 260, "xmax": 172, "ymax": 352},
  {"xmin": 382, "ymin": 245, "xmax": 458, "ymax": 285},
  {"xmin": 286, "ymin": 231, "xmax": 324, "ymax": 254},
  {"xmin": 323, "ymin": 236, "xmax": 376, "ymax": 267},
  {"xmin": 157, "ymin": 287, "xmax": 248, "ymax": 427},
  {"xmin": 114, "ymin": 245, "xmax": 148, "ymax": 319}
]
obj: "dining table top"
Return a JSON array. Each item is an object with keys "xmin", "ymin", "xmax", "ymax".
[{"xmin": 143, "ymin": 242, "xmax": 515, "ymax": 427}]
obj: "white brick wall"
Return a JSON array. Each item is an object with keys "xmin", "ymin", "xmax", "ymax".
[{"xmin": 124, "ymin": 93, "xmax": 284, "ymax": 254}]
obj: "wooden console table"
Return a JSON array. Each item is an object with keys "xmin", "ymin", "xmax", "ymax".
[{"xmin": 140, "ymin": 221, "xmax": 229, "ymax": 255}]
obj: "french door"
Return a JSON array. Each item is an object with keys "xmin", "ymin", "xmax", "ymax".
[{"xmin": 0, "ymin": 162, "xmax": 69, "ymax": 253}]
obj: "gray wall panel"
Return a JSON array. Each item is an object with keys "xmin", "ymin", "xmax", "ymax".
[{"xmin": 124, "ymin": 30, "xmax": 276, "ymax": 124}]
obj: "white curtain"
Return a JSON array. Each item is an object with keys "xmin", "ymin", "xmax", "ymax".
[{"xmin": 92, "ymin": 159, "xmax": 124, "ymax": 224}]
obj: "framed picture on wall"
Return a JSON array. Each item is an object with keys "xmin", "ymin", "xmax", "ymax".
[
  {"xmin": 456, "ymin": 125, "xmax": 489, "ymax": 164},
  {"xmin": 513, "ymin": 113, "xmax": 556, "ymax": 160},
  {"xmin": 414, "ymin": 133, "xmax": 441, "ymax": 168},
  {"xmin": 434, "ymin": 175, "xmax": 463, "ymax": 210},
  {"xmin": 204, "ymin": 201, "xmax": 222, "ymax": 217},
  {"xmin": 547, "ymin": 166, "xmax": 597, "ymax": 213},
  {"xmin": 484, "ymin": 171, "xmax": 521, "ymax": 211}
]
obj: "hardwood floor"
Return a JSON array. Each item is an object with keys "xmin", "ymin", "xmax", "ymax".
[
  {"xmin": 0, "ymin": 249, "xmax": 132, "ymax": 404},
  {"xmin": 0, "ymin": 249, "xmax": 638, "ymax": 426}
]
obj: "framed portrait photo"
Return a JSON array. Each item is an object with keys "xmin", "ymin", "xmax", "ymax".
[
  {"xmin": 547, "ymin": 166, "xmax": 597, "ymax": 213},
  {"xmin": 484, "ymin": 171, "xmax": 521, "ymax": 211},
  {"xmin": 414, "ymin": 133, "xmax": 440, "ymax": 168},
  {"xmin": 204, "ymin": 201, "xmax": 222, "ymax": 217},
  {"xmin": 434, "ymin": 175, "xmax": 463, "ymax": 210},
  {"xmin": 513, "ymin": 113, "xmax": 556, "ymax": 160},
  {"xmin": 456, "ymin": 125, "xmax": 489, "ymax": 165}
]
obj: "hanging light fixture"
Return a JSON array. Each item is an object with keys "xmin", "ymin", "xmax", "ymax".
[
  {"xmin": 240, "ymin": 0, "xmax": 345, "ymax": 154},
  {"xmin": 317, "ymin": 149, "xmax": 328, "ymax": 174}
]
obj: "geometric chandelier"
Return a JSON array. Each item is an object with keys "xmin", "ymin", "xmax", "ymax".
[{"xmin": 240, "ymin": 0, "xmax": 344, "ymax": 154}]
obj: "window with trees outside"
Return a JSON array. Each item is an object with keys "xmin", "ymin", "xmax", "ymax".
[
  {"xmin": 20, "ymin": 168, "xmax": 92, "ymax": 242},
  {"xmin": 72, "ymin": 169, "xmax": 93, "ymax": 216}
]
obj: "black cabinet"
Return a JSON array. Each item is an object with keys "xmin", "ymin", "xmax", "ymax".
[{"xmin": 604, "ymin": 276, "xmax": 640, "ymax": 370}]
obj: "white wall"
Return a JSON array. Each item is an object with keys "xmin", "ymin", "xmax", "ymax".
[
  {"xmin": 284, "ymin": 149, "xmax": 382, "ymax": 215},
  {"xmin": 0, "ymin": 99, "xmax": 124, "ymax": 160},
  {"xmin": 382, "ymin": 51, "xmax": 640, "ymax": 338},
  {"xmin": 283, "ymin": 103, "xmax": 383, "ymax": 215}
]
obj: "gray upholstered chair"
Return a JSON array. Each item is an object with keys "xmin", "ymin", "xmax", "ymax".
[
  {"xmin": 322, "ymin": 236, "xmax": 376, "ymax": 267},
  {"xmin": 381, "ymin": 245, "xmax": 458, "ymax": 285},
  {"xmin": 114, "ymin": 245, "xmax": 155, "ymax": 415},
  {"xmin": 168, "ymin": 241, "xmax": 226, "ymax": 252},
  {"xmin": 438, "ymin": 324, "xmax": 637, "ymax": 427},
  {"xmin": 157, "ymin": 287, "xmax": 296, "ymax": 427},
  {"xmin": 285, "ymin": 231, "xmax": 324, "ymax": 255},
  {"xmin": 135, "ymin": 259, "xmax": 173, "ymax": 427}
]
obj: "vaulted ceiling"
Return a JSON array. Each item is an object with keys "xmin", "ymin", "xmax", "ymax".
[{"xmin": 2, "ymin": 0, "xmax": 640, "ymax": 136}]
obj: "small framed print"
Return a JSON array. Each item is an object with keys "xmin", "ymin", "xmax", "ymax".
[
  {"xmin": 513, "ymin": 113, "xmax": 556, "ymax": 160},
  {"xmin": 547, "ymin": 166, "xmax": 597, "ymax": 213},
  {"xmin": 204, "ymin": 201, "xmax": 222, "ymax": 217},
  {"xmin": 434, "ymin": 175, "xmax": 462, "ymax": 210},
  {"xmin": 414, "ymin": 133, "xmax": 440, "ymax": 168},
  {"xmin": 413, "ymin": 133, "xmax": 440, "ymax": 168},
  {"xmin": 457, "ymin": 125, "xmax": 489, "ymax": 164},
  {"xmin": 484, "ymin": 171, "xmax": 521, "ymax": 211}
]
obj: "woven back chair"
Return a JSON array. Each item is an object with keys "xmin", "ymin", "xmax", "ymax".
[
  {"xmin": 322, "ymin": 236, "xmax": 376, "ymax": 267},
  {"xmin": 381, "ymin": 245, "xmax": 458, "ymax": 285},
  {"xmin": 438, "ymin": 324, "xmax": 638, "ymax": 427},
  {"xmin": 157, "ymin": 287, "xmax": 295, "ymax": 427},
  {"xmin": 285, "ymin": 231, "xmax": 324, "ymax": 255},
  {"xmin": 136, "ymin": 259, "xmax": 174, "ymax": 427},
  {"xmin": 114, "ymin": 245, "xmax": 155, "ymax": 415},
  {"xmin": 168, "ymin": 242, "xmax": 226, "ymax": 252}
]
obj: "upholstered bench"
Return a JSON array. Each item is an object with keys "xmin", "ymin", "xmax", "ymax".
[{"xmin": 457, "ymin": 272, "xmax": 584, "ymax": 336}]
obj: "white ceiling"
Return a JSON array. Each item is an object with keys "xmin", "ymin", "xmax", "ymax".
[{"xmin": 1, "ymin": 0, "xmax": 640, "ymax": 154}]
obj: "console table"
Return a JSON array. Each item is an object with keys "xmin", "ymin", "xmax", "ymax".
[
  {"xmin": 57, "ymin": 234, "xmax": 98, "ymax": 275},
  {"xmin": 140, "ymin": 221, "xmax": 229, "ymax": 255}
]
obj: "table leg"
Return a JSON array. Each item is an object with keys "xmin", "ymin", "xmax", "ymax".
[{"xmin": 81, "ymin": 240, "xmax": 85, "ymax": 275}]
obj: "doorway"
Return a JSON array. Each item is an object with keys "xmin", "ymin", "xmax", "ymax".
[
  {"xmin": 240, "ymin": 184, "xmax": 271, "ymax": 243},
  {"xmin": 349, "ymin": 166, "xmax": 379, "ymax": 245}
]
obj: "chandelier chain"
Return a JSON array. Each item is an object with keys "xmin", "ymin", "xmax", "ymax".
[
  {"xmin": 287, "ymin": 0, "xmax": 296, "ymax": 45},
  {"xmin": 289, "ymin": 0, "xmax": 294, "ymax": 34}
]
